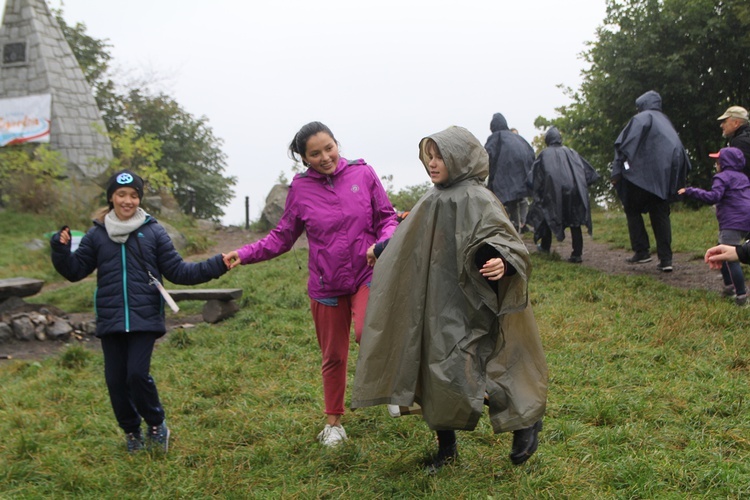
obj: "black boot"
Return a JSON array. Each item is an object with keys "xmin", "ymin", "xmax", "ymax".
[
  {"xmin": 509, "ymin": 420, "xmax": 542, "ymax": 465},
  {"xmin": 425, "ymin": 430, "xmax": 457, "ymax": 474}
]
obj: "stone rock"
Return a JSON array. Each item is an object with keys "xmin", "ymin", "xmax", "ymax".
[
  {"xmin": 159, "ymin": 221, "xmax": 187, "ymax": 251},
  {"xmin": 260, "ymin": 184, "xmax": 289, "ymax": 230},
  {"xmin": 11, "ymin": 316, "xmax": 35, "ymax": 341},
  {"xmin": 0, "ymin": 297, "xmax": 26, "ymax": 314},
  {"xmin": 35, "ymin": 325, "xmax": 47, "ymax": 341},
  {"xmin": 0, "ymin": 278, "xmax": 45, "ymax": 300},
  {"xmin": 196, "ymin": 219, "xmax": 220, "ymax": 231},
  {"xmin": 0, "ymin": 322, "xmax": 11, "ymax": 343},
  {"xmin": 143, "ymin": 195, "xmax": 163, "ymax": 213},
  {"xmin": 81, "ymin": 320, "xmax": 97, "ymax": 336},
  {"xmin": 23, "ymin": 239, "xmax": 46, "ymax": 251},
  {"xmin": 46, "ymin": 316, "xmax": 73, "ymax": 341}
]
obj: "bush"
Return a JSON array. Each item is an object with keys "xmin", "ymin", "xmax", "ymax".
[{"xmin": 0, "ymin": 144, "xmax": 67, "ymax": 213}]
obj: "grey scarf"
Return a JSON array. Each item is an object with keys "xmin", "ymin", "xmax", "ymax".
[{"xmin": 104, "ymin": 208, "xmax": 148, "ymax": 243}]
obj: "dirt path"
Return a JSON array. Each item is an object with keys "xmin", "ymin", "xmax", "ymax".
[{"xmin": 538, "ymin": 233, "xmax": 721, "ymax": 293}]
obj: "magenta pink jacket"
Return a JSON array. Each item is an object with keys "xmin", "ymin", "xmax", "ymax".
[{"xmin": 236, "ymin": 157, "xmax": 398, "ymax": 299}]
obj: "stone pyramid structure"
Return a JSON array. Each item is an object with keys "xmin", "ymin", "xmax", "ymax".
[{"xmin": 0, "ymin": 0, "xmax": 112, "ymax": 181}]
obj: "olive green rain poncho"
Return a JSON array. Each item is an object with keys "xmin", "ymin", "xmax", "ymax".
[{"xmin": 351, "ymin": 126, "xmax": 548, "ymax": 433}]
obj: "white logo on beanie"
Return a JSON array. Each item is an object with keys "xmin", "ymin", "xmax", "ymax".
[{"xmin": 117, "ymin": 173, "xmax": 134, "ymax": 184}]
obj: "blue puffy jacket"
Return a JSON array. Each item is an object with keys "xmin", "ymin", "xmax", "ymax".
[{"xmin": 50, "ymin": 216, "xmax": 227, "ymax": 337}]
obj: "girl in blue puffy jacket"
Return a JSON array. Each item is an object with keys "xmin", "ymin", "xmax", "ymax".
[{"xmin": 50, "ymin": 170, "xmax": 228, "ymax": 453}]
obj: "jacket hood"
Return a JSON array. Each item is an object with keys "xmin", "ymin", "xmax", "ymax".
[
  {"xmin": 419, "ymin": 126, "xmax": 489, "ymax": 188},
  {"xmin": 544, "ymin": 127, "xmax": 563, "ymax": 146},
  {"xmin": 636, "ymin": 90, "xmax": 662, "ymax": 112},
  {"xmin": 489, "ymin": 113, "xmax": 509, "ymax": 133},
  {"xmin": 717, "ymin": 147, "xmax": 747, "ymax": 172}
]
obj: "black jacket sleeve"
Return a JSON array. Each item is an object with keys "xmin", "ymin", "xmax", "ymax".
[
  {"xmin": 737, "ymin": 242, "xmax": 750, "ymax": 265},
  {"xmin": 50, "ymin": 228, "xmax": 98, "ymax": 282}
]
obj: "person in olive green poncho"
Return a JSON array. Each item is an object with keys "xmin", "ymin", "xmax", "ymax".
[{"xmin": 352, "ymin": 126, "xmax": 548, "ymax": 472}]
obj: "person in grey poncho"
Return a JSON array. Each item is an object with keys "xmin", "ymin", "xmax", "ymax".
[
  {"xmin": 611, "ymin": 90, "xmax": 690, "ymax": 271},
  {"xmin": 527, "ymin": 127, "xmax": 600, "ymax": 263},
  {"xmin": 352, "ymin": 126, "xmax": 548, "ymax": 472}
]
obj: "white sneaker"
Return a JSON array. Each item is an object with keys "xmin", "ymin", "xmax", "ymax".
[
  {"xmin": 387, "ymin": 405, "xmax": 401, "ymax": 418},
  {"xmin": 317, "ymin": 424, "xmax": 347, "ymax": 447}
]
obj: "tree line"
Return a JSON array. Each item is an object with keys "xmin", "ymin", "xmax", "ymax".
[
  {"xmin": 58, "ymin": 11, "xmax": 236, "ymax": 220},
  {"xmin": 535, "ymin": 0, "xmax": 750, "ymax": 203}
]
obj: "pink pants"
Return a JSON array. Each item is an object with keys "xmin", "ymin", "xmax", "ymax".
[{"xmin": 310, "ymin": 285, "xmax": 370, "ymax": 416}]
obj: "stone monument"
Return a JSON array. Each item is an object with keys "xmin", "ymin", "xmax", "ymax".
[{"xmin": 0, "ymin": 0, "xmax": 112, "ymax": 182}]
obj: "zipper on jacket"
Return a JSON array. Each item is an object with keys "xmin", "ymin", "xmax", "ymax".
[{"xmin": 121, "ymin": 244, "xmax": 130, "ymax": 332}]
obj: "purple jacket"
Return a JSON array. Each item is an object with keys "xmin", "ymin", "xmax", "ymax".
[
  {"xmin": 236, "ymin": 157, "xmax": 398, "ymax": 299},
  {"xmin": 683, "ymin": 147, "xmax": 750, "ymax": 232}
]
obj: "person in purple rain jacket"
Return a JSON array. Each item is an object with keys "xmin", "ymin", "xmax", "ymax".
[
  {"xmin": 223, "ymin": 121, "xmax": 398, "ymax": 446},
  {"xmin": 679, "ymin": 147, "xmax": 750, "ymax": 306}
]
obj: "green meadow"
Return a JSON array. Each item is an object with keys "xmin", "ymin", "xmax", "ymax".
[{"xmin": 1, "ymin": 206, "xmax": 749, "ymax": 498}]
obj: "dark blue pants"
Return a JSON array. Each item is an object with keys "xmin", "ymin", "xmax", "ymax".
[
  {"xmin": 722, "ymin": 262, "xmax": 747, "ymax": 296},
  {"xmin": 101, "ymin": 332, "xmax": 165, "ymax": 434}
]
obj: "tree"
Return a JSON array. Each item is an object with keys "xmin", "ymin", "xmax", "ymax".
[
  {"xmin": 539, "ymin": 0, "xmax": 750, "ymax": 200},
  {"xmin": 125, "ymin": 90, "xmax": 236, "ymax": 219},
  {"xmin": 55, "ymin": 10, "xmax": 235, "ymax": 219},
  {"xmin": 386, "ymin": 181, "xmax": 431, "ymax": 212}
]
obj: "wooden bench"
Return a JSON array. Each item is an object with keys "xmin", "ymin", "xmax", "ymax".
[{"xmin": 166, "ymin": 288, "xmax": 243, "ymax": 324}]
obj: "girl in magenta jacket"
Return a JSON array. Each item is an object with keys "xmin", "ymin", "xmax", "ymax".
[{"xmin": 224, "ymin": 122, "xmax": 398, "ymax": 446}]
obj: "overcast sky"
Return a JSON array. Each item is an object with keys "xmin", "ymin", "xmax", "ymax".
[{"xmin": 12, "ymin": 0, "xmax": 607, "ymax": 224}]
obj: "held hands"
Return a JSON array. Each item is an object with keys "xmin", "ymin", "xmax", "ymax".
[
  {"xmin": 222, "ymin": 251, "xmax": 241, "ymax": 270},
  {"xmin": 677, "ymin": 188, "xmax": 686, "ymax": 195},
  {"xmin": 366, "ymin": 244, "xmax": 377, "ymax": 267},
  {"xmin": 480, "ymin": 257, "xmax": 505, "ymax": 281},
  {"xmin": 704, "ymin": 244, "xmax": 739, "ymax": 270}
]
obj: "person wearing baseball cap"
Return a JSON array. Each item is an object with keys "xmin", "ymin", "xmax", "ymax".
[{"xmin": 717, "ymin": 105, "xmax": 750, "ymax": 178}]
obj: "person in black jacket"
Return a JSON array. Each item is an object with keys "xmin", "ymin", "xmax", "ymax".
[
  {"xmin": 718, "ymin": 106, "xmax": 750, "ymax": 179},
  {"xmin": 50, "ymin": 170, "xmax": 228, "ymax": 454},
  {"xmin": 484, "ymin": 113, "xmax": 535, "ymax": 232},
  {"xmin": 610, "ymin": 90, "xmax": 691, "ymax": 272}
]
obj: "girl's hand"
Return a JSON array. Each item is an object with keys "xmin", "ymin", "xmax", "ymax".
[
  {"xmin": 366, "ymin": 244, "xmax": 377, "ymax": 267},
  {"xmin": 705, "ymin": 244, "xmax": 738, "ymax": 270},
  {"xmin": 223, "ymin": 251, "xmax": 241, "ymax": 270},
  {"xmin": 480, "ymin": 257, "xmax": 505, "ymax": 281},
  {"xmin": 677, "ymin": 188, "xmax": 686, "ymax": 195},
  {"xmin": 59, "ymin": 227, "xmax": 71, "ymax": 245}
]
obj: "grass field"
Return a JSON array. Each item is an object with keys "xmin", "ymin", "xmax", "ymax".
[{"xmin": 1, "ymin": 206, "xmax": 749, "ymax": 498}]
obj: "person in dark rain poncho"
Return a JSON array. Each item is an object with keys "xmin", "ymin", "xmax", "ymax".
[
  {"xmin": 352, "ymin": 126, "xmax": 548, "ymax": 472},
  {"xmin": 611, "ymin": 90, "xmax": 691, "ymax": 272},
  {"xmin": 484, "ymin": 113, "xmax": 535, "ymax": 232},
  {"xmin": 527, "ymin": 127, "xmax": 600, "ymax": 263}
]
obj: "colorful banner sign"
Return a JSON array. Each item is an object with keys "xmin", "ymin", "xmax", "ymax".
[{"xmin": 0, "ymin": 94, "xmax": 51, "ymax": 146}]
